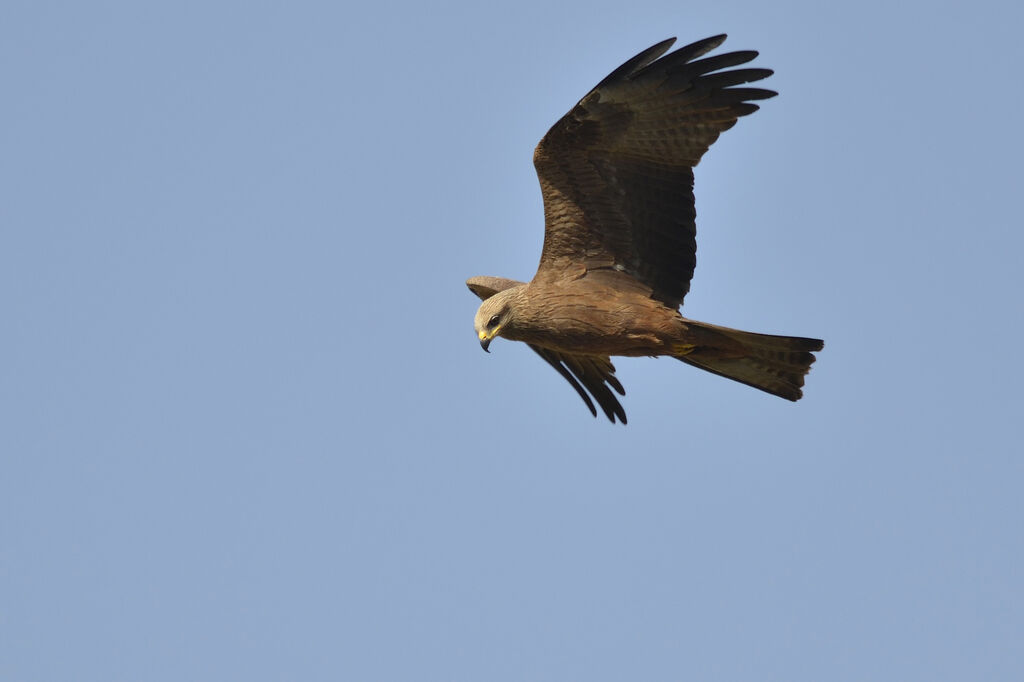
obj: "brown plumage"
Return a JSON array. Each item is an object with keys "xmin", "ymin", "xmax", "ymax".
[{"xmin": 468, "ymin": 35, "xmax": 823, "ymax": 423}]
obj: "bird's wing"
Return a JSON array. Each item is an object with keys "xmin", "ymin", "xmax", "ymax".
[
  {"xmin": 528, "ymin": 346, "xmax": 627, "ymax": 423},
  {"xmin": 466, "ymin": 277, "xmax": 627, "ymax": 423},
  {"xmin": 532, "ymin": 35, "xmax": 775, "ymax": 309},
  {"xmin": 465, "ymin": 276, "xmax": 527, "ymax": 301}
]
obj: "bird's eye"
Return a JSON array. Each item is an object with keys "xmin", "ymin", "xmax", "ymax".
[{"xmin": 488, "ymin": 314, "xmax": 501, "ymax": 328}]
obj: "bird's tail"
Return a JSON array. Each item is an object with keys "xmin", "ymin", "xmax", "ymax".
[{"xmin": 673, "ymin": 321, "xmax": 823, "ymax": 401}]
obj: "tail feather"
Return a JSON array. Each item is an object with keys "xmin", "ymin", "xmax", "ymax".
[{"xmin": 676, "ymin": 321, "xmax": 823, "ymax": 401}]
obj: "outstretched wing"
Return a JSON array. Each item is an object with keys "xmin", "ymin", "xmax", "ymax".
[
  {"xmin": 533, "ymin": 35, "xmax": 775, "ymax": 309},
  {"xmin": 466, "ymin": 276, "xmax": 627, "ymax": 423}
]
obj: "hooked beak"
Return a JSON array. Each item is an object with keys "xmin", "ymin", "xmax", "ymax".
[{"xmin": 478, "ymin": 328, "xmax": 498, "ymax": 353}]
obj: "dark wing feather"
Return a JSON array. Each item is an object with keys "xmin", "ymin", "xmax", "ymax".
[
  {"xmin": 532, "ymin": 35, "xmax": 776, "ymax": 309},
  {"xmin": 466, "ymin": 277, "xmax": 627, "ymax": 423},
  {"xmin": 531, "ymin": 346, "xmax": 627, "ymax": 424}
]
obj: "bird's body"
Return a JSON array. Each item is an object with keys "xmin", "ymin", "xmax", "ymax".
[
  {"xmin": 468, "ymin": 35, "xmax": 823, "ymax": 423},
  {"xmin": 478, "ymin": 277, "xmax": 681, "ymax": 356}
]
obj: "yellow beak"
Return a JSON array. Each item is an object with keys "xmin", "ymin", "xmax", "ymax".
[{"xmin": 478, "ymin": 326, "xmax": 500, "ymax": 352}]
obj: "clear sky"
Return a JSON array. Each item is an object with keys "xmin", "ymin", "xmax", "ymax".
[{"xmin": 3, "ymin": 1, "xmax": 1022, "ymax": 680}]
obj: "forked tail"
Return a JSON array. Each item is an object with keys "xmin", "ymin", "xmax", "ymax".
[{"xmin": 676, "ymin": 321, "xmax": 824, "ymax": 401}]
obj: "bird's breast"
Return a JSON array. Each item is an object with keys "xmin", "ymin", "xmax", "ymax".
[{"xmin": 513, "ymin": 288, "xmax": 681, "ymax": 357}]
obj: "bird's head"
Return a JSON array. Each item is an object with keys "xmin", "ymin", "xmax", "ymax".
[{"xmin": 473, "ymin": 288, "xmax": 520, "ymax": 352}]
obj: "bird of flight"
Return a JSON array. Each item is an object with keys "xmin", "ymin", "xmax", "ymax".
[{"xmin": 467, "ymin": 35, "xmax": 823, "ymax": 424}]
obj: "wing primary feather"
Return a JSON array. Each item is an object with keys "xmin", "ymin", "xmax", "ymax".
[
  {"xmin": 580, "ymin": 356, "xmax": 625, "ymax": 396},
  {"xmin": 529, "ymin": 347, "xmax": 629, "ymax": 423},
  {"xmin": 698, "ymin": 68, "xmax": 775, "ymax": 89},
  {"xmin": 600, "ymin": 363, "xmax": 626, "ymax": 395},
  {"xmin": 530, "ymin": 345, "xmax": 598, "ymax": 417},
  {"xmin": 669, "ymin": 50, "xmax": 761, "ymax": 78},
  {"xmin": 631, "ymin": 34, "xmax": 728, "ymax": 79},
  {"xmin": 706, "ymin": 87, "xmax": 778, "ymax": 105},
  {"xmin": 729, "ymin": 102, "xmax": 763, "ymax": 117},
  {"xmin": 564, "ymin": 356, "xmax": 627, "ymax": 423},
  {"xmin": 595, "ymin": 38, "xmax": 676, "ymax": 89}
]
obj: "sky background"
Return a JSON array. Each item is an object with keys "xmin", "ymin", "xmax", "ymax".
[{"xmin": 3, "ymin": 1, "xmax": 1022, "ymax": 680}]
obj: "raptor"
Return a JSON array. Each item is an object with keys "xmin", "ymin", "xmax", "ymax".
[{"xmin": 468, "ymin": 35, "xmax": 823, "ymax": 423}]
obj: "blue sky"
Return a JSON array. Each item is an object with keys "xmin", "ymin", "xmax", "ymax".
[{"xmin": 3, "ymin": 1, "xmax": 1022, "ymax": 680}]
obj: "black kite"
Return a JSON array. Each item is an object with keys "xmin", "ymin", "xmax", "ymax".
[{"xmin": 467, "ymin": 35, "xmax": 823, "ymax": 423}]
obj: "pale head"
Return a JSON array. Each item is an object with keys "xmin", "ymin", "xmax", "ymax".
[{"xmin": 473, "ymin": 287, "xmax": 523, "ymax": 352}]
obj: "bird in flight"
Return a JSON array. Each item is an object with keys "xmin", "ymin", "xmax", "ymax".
[{"xmin": 467, "ymin": 35, "xmax": 823, "ymax": 424}]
